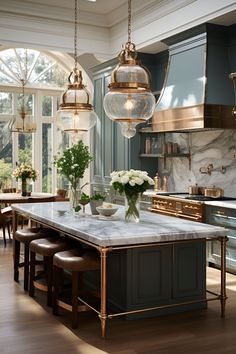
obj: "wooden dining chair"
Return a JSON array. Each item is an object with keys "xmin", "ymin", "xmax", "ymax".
[
  {"xmin": 55, "ymin": 189, "xmax": 68, "ymax": 201},
  {"xmin": 0, "ymin": 207, "xmax": 12, "ymax": 247},
  {"xmin": 2, "ymin": 188, "xmax": 17, "ymax": 193},
  {"xmin": 2, "ymin": 188, "xmax": 17, "ymax": 207}
]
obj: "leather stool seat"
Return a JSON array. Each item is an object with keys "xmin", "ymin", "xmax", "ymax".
[
  {"xmin": 29, "ymin": 236, "xmax": 73, "ymax": 306},
  {"xmin": 30, "ymin": 237, "xmax": 72, "ymax": 257},
  {"xmin": 53, "ymin": 249, "xmax": 100, "ymax": 271},
  {"xmin": 53, "ymin": 248, "xmax": 100, "ymax": 328},
  {"xmin": 14, "ymin": 227, "xmax": 58, "ymax": 291},
  {"xmin": 15, "ymin": 227, "xmax": 57, "ymax": 243}
]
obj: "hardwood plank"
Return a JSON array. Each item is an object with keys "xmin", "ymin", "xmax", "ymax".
[{"xmin": 1, "ymin": 234, "xmax": 236, "ymax": 354}]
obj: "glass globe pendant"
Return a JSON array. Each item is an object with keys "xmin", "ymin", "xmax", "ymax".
[
  {"xmin": 103, "ymin": 0, "xmax": 155, "ymax": 139},
  {"xmin": 57, "ymin": 68, "xmax": 97, "ymax": 132},
  {"xmin": 57, "ymin": 0, "xmax": 97, "ymax": 134}
]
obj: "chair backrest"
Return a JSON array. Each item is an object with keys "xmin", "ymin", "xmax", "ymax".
[
  {"xmin": 55, "ymin": 189, "xmax": 67, "ymax": 198},
  {"xmin": 28, "ymin": 196, "xmax": 56, "ymax": 203},
  {"xmin": 2, "ymin": 188, "xmax": 16, "ymax": 193}
]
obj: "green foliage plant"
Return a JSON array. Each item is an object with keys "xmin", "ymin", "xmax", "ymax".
[
  {"xmin": 53, "ymin": 140, "xmax": 93, "ymax": 190},
  {"xmin": 90, "ymin": 193, "xmax": 106, "ymax": 201}
]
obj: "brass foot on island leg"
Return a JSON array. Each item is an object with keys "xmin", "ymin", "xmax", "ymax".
[
  {"xmin": 99, "ymin": 314, "xmax": 107, "ymax": 338},
  {"xmin": 100, "ymin": 247, "xmax": 110, "ymax": 338}
]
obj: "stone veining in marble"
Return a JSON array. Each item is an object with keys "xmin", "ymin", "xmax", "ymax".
[
  {"xmin": 12, "ymin": 202, "xmax": 227, "ymax": 247},
  {"xmin": 158, "ymin": 130, "xmax": 236, "ymax": 197}
]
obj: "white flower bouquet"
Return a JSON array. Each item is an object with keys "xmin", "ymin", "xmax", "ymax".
[
  {"xmin": 110, "ymin": 169, "xmax": 154, "ymax": 222},
  {"xmin": 12, "ymin": 164, "xmax": 38, "ymax": 181},
  {"xmin": 110, "ymin": 169, "xmax": 154, "ymax": 195}
]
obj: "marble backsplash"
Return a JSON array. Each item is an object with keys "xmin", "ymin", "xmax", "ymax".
[{"xmin": 158, "ymin": 130, "xmax": 236, "ymax": 197}]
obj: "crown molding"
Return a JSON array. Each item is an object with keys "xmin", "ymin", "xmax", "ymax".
[{"xmin": 0, "ymin": 0, "xmax": 235, "ymax": 60}]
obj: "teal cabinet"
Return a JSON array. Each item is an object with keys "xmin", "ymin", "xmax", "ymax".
[
  {"xmin": 85, "ymin": 241, "xmax": 206, "ymax": 318},
  {"xmin": 206, "ymin": 205, "xmax": 236, "ymax": 274}
]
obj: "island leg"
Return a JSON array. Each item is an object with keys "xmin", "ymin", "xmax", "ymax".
[
  {"xmin": 220, "ymin": 236, "xmax": 228, "ymax": 317},
  {"xmin": 99, "ymin": 247, "xmax": 109, "ymax": 338}
]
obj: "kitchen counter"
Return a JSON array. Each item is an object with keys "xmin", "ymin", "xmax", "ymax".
[
  {"xmin": 12, "ymin": 202, "xmax": 228, "ymax": 338},
  {"xmin": 12, "ymin": 201, "xmax": 227, "ymax": 246}
]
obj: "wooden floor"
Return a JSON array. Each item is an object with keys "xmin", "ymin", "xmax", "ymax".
[{"xmin": 1, "ymin": 235, "xmax": 236, "ymax": 354}]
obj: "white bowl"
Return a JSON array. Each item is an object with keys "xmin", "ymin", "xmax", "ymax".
[
  {"xmin": 96, "ymin": 205, "xmax": 119, "ymax": 217},
  {"xmin": 57, "ymin": 210, "xmax": 67, "ymax": 216}
]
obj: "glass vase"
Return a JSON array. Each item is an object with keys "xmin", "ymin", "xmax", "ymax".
[
  {"xmin": 21, "ymin": 179, "xmax": 27, "ymax": 197},
  {"xmin": 124, "ymin": 192, "xmax": 140, "ymax": 223},
  {"xmin": 69, "ymin": 185, "xmax": 81, "ymax": 211}
]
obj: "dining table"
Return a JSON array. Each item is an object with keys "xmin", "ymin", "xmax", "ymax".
[
  {"xmin": 12, "ymin": 201, "xmax": 228, "ymax": 338},
  {"xmin": 0, "ymin": 192, "xmax": 55, "ymax": 204}
]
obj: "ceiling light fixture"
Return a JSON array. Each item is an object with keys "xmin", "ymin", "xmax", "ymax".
[
  {"xmin": 57, "ymin": 0, "xmax": 97, "ymax": 133},
  {"xmin": 229, "ymin": 72, "xmax": 236, "ymax": 117},
  {"xmin": 103, "ymin": 0, "xmax": 155, "ymax": 139},
  {"xmin": 8, "ymin": 49, "xmax": 37, "ymax": 133}
]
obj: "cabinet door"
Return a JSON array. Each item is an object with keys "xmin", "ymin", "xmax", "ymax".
[
  {"xmin": 93, "ymin": 76, "xmax": 103, "ymax": 183},
  {"xmin": 172, "ymin": 241, "xmax": 206, "ymax": 299},
  {"xmin": 114, "ymin": 124, "xmax": 129, "ymax": 171},
  {"xmin": 103, "ymin": 74, "xmax": 114, "ymax": 181},
  {"xmin": 206, "ymin": 206, "xmax": 236, "ymax": 272}
]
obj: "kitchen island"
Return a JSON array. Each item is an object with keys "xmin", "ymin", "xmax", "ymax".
[{"xmin": 12, "ymin": 201, "xmax": 228, "ymax": 338}]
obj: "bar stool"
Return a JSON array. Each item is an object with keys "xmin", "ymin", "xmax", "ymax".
[
  {"xmin": 14, "ymin": 227, "xmax": 59, "ymax": 290},
  {"xmin": 29, "ymin": 237, "xmax": 73, "ymax": 306},
  {"xmin": 53, "ymin": 248, "xmax": 100, "ymax": 328}
]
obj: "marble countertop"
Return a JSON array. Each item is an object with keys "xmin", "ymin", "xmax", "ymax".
[{"xmin": 12, "ymin": 202, "xmax": 227, "ymax": 247}]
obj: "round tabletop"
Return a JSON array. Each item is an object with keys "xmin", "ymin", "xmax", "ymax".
[{"xmin": 0, "ymin": 192, "xmax": 55, "ymax": 204}]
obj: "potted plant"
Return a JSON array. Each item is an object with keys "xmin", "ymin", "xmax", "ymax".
[
  {"xmin": 53, "ymin": 140, "xmax": 93, "ymax": 211},
  {"xmin": 90, "ymin": 193, "xmax": 106, "ymax": 215}
]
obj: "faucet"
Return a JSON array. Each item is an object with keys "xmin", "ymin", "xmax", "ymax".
[
  {"xmin": 199, "ymin": 164, "xmax": 213, "ymax": 175},
  {"xmin": 81, "ymin": 182, "xmax": 89, "ymax": 190}
]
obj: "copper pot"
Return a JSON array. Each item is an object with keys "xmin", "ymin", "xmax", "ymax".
[
  {"xmin": 188, "ymin": 184, "xmax": 199, "ymax": 195},
  {"xmin": 204, "ymin": 187, "xmax": 224, "ymax": 198}
]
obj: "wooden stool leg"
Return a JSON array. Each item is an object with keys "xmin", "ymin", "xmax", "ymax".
[
  {"xmin": 7, "ymin": 222, "xmax": 11, "ymax": 240},
  {"xmin": 3, "ymin": 227, "xmax": 6, "ymax": 247},
  {"xmin": 24, "ymin": 243, "xmax": 30, "ymax": 291},
  {"xmin": 14, "ymin": 239, "xmax": 20, "ymax": 282},
  {"xmin": 72, "ymin": 271, "xmax": 79, "ymax": 329},
  {"xmin": 29, "ymin": 250, "xmax": 36, "ymax": 297},
  {"xmin": 47, "ymin": 256, "xmax": 53, "ymax": 307},
  {"xmin": 52, "ymin": 265, "xmax": 60, "ymax": 315}
]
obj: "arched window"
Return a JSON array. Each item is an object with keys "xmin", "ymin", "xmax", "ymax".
[{"xmin": 0, "ymin": 48, "xmax": 70, "ymax": 193}]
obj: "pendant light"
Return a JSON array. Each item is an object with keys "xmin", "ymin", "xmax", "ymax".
[
  {"xmin": 103, "ymin": 0, "xmax": 155, "ymax": 139},
  {"xmin": 8, "ymin": 49, "xmax": 37, "ymax": 133},
  {"xmin": 57, "ymin": 0, "xmax": 97, "ymax": 133},
  {"xmin": 229, "ymin": 73, "xmax": 236, "ymax": 117}
]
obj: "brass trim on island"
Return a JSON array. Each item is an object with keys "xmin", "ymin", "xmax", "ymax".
[{"xmin": 12, "ymin": 210, "xmax": 228, "ymax": 338}]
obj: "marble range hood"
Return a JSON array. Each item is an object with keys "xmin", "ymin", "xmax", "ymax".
[{"xmin": 153, "ymin": 24, "xmax": 236, "ymax": 132}]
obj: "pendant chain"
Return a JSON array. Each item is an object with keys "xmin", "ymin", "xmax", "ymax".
[
  {"xmin": 74, "ymin": 0, "xmax": 78, "ymax": 69},
  {"xmin": 128, "ymin": 0, "xmax": 131, "ymax": 43}
]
